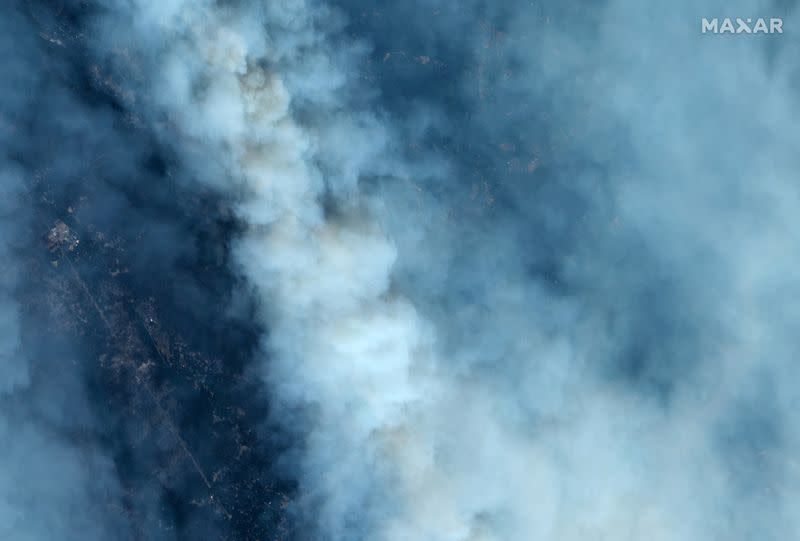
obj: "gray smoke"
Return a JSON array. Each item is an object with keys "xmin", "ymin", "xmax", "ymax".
[{"xmin": 340, "ymin": 1, "xmax": 800, "ymax": 539}]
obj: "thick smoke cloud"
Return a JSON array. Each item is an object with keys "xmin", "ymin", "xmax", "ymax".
[
  {"xmin": 87, "ymin": 0, "xmax": 800, "ymax": 539},
  {"xmin": 9, "ymin": 0, "xmax": 800, "ymax": 540},
  {"xmin": 87, "ymin": 3, "xmax": 420, "ymax": 539}
]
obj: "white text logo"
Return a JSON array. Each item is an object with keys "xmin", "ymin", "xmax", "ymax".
[{"xmin": 701, "ymin": 18, "xmax": 783, "ymax": 34}]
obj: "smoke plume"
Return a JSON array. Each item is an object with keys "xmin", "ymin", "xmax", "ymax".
[{"xmin": 7, "ymin": 0, "xmax": 800, "ymax": 539}]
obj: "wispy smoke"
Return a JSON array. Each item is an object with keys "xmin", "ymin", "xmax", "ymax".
[
  {"xmin": 334, "ymin": 1, "xmax": 800, "ymax": 538},
  {"xmin": 0, "ymin": 6, "xmax": 127, "ymax": 539}
]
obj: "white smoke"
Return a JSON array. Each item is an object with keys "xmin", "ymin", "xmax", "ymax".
[
  {"xmin": 94, "ymin": 1, "xmax": 451, "ymax": 538},
  {"xmin": 91, "ymin": 0, "xmax": 800, "ymax": 539}
]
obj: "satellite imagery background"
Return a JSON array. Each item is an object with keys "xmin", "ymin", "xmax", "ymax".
[{"xmin": 1, "ymin": 0, "xmax": 800, "ymax": 540}]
